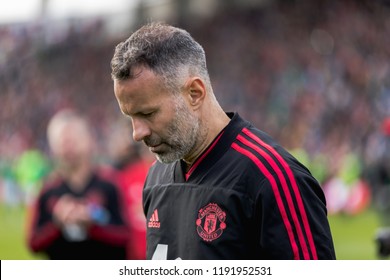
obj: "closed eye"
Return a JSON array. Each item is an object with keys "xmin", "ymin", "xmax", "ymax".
[
  {"xmin": 139, "ymin": 111, "xmax": 156, "ymax": 119},
  {"xmin": 126, "ymin": 108, "xmax": 158, "ymax": 120}
]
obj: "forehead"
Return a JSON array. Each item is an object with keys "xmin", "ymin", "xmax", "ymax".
[{"xmin": 114, "ymin": 68, "xmax": 169, "ymax": 114}]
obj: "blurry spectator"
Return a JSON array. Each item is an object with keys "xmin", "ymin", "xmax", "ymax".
[
  {"xmin": 363, "ymin": 118, "xmax": 390, "ymax": 226},
  {"xmin": 362, "ymin": 117, "xmax": 390, "ymax": 258},
  {"xmin": 14, "ymin": 149, "xmax": 51, "ymax": 205},
  {"xmin": 106, "ymin": 117, "xmax": 153, "ymax": 259},
  {"xmin": 0, "ymin": 159, "xmax": 20, "ymax": 206},
  {"xmin": 27, "ymin": 109, "xmax": 130, "ymax": 259}
]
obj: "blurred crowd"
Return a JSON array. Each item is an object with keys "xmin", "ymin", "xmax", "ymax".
[
  {"xmin": 1, "ymin": 0, "xmax": 390, "ymax": 220},
  {"xmin": 189, "ymin": 0, "xmax": 390, "ymax": 216}
]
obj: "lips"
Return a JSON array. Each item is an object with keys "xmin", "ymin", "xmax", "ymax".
[
  {"xmin": 144, "ymin": 138, "xmax": 164, "ymax": 153},
  {"xmin": 149, "ymin": 143, "xmax": 163, "ymax": 153}
]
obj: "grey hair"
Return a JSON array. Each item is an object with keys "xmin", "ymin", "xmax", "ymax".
[{"xmin": 110, "ymin": 22, "xmax": 212, "ymax": 94}]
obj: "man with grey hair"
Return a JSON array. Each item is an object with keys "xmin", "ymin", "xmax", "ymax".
[
  {"xmin": 28, "ymin": 109, "xmax": 130, "ymax": 259},
  {"xmin": 111, "ymin": 22, "xmax": 336, "ymax": 260}
]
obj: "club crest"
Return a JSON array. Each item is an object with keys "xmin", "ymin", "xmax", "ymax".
[{"xmin": 196, "ymin": 203, "xmax": 226, "ymax": 242}]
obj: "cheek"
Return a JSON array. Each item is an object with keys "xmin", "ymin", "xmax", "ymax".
[{"xmin": 156, "ymin": 113, "xmax": 178, "ymax": 136}]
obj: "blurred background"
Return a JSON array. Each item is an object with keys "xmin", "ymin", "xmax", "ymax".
[{"xmin": 1, "ymin": 0, "xmax": 390, "ymax": 259}]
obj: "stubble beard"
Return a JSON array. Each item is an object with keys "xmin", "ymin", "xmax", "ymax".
[{"xmin": 153, "ymin": 98, "xmax": 204, "ymax": 164}]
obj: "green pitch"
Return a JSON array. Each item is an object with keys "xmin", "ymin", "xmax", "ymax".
[
  {"xmin": 0, "ymin": 204, "xmax": 382, "ymax": 260},
  {"xmin": 0, "ymin": 205, "xmax": 43, "ymax": 260},
  {"xmin": 328, "ymin": 208, "xmax": 381, "ymax": 260}
]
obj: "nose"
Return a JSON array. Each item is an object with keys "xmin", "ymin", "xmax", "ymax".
[{"xmin": 132, "ymin": 118, "xmax": 151, "ymax": 142}]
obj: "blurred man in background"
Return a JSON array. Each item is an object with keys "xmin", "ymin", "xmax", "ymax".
[
  {"xmin": 27, "ymin": 109, "xmax": 130, "ymax": 259},
  {"xmin": 111, "ymin": 22, "xmax": 336, "ymax": 260}
]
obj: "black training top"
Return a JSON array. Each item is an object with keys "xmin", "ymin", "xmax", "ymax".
[
  {"xmin": 143, "ymin": 112, "xmax": 336, "ymax": 260},
  {"xmin": 28, "ymin": 171, "xmax": 130, "ymax": 260}
]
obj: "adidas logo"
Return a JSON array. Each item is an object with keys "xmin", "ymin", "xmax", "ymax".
[{"xmin": 148, "ymin": 209, "xmax": 161, "ymax": 228}]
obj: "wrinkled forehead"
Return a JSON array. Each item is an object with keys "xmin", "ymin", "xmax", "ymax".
[{"xmin": 114, "ymin": 68, "xmax": 169, "ymax": 104}]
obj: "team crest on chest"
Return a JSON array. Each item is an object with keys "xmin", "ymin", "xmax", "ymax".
[{"xmin": 196, "ymin": 203, "xmax": 226, "ymax": 242}]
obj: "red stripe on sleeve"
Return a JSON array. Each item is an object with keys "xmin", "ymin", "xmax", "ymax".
[
  {"xmin": 236, "ymin": 134, "xmax": 310, "ymax": 259},
  {"xmin": 242, "ymin": 128, "xmax": 318, "ymax": 259},
  {"xmin": 231, "ymin": 142, "xmax": 300, "ymax": 260}
]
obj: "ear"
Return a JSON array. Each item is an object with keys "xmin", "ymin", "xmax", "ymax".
[{"xmin": 183, "ymin": 77, "xmax": 206, "ymax": 110}]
